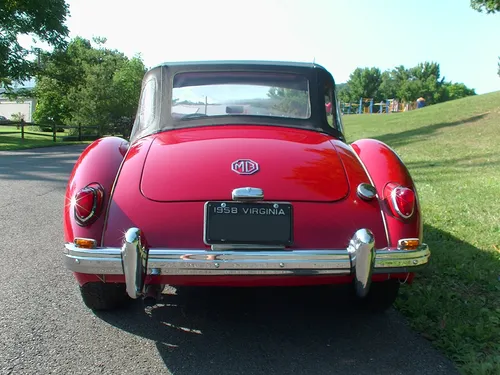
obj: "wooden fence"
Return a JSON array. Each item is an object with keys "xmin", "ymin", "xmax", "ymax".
[{"xmin": 0, "ymin": 121, "xmax": 131, "ymax": 142}]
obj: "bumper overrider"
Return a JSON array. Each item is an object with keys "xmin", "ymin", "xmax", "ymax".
[{"xmin": 63, "ymin": 228, "xmax": 430, "ymax": 299}]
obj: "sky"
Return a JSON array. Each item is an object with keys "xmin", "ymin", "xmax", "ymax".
[{"xmin": 22, "ymin": 0, "xmax": 500, "ymax": 94}]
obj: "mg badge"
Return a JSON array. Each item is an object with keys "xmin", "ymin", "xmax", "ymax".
[{"xmin": 231, "ymin": 159, "xmax": 259, "ymax": 175}]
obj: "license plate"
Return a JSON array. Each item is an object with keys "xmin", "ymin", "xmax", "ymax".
[{"xmin": 204, "ymin": 201, "xmax": 293, "ymax": 246}]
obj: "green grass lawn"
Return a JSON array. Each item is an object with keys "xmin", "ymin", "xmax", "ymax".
[
  {"xmin": 0, "ymin": 126, "xmax": 90, "ymax": 151},
  {"xmin": 343, "ymin": 91, "xmax": 500, "ymax": 375}
]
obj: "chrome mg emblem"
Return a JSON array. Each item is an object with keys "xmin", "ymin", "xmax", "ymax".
[{"xmin": 231, "ymin": 159, "xmax": 259, "ymax": 175}]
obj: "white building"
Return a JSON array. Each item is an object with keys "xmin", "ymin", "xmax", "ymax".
[{"xmin": 0, "ymin": 81, "xmax": 36, "ymax": 122}]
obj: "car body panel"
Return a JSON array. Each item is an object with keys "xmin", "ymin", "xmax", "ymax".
[
  {"xmin": 140, "ymin": 125, "xmax": 349, "ymax": 203},
  {"xmin": 63, "ymin": 60, "xmax": 429, "ymax": 303},
  {"xmin": 351, "ymin": 139, "xmax": 422, "ymax": 247},
  {"xmin": 63, "ymin": 136, "xmax": 128, "ymax": 246},
  {"xmin": 100, "ymin": 128, "xmax": 389, "ymax": 251}
]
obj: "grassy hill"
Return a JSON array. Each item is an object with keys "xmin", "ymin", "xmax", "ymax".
[{"xmin": 343, "ymin": 91, "xmax": 500, "ymax": 375}]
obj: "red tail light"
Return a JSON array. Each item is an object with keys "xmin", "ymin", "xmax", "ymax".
[
  {"xmin": 385, "ymin": 183, "xmax": 415, "ymax": 219},
  {"xmin": 73, "ymin": 183, "xmax": 104, "ymax": 226}
]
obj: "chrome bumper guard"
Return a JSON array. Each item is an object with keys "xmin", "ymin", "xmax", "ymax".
[{"xmin": 64, "ymin": 228, "xmax": 430, "ymax": 299}]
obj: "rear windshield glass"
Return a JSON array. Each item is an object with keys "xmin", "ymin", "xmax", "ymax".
[{"xmin": 171, "ymin": 71, "xmax": 311, "ymax": 120}]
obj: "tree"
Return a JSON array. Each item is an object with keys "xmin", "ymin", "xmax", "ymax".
[
  {"xmin": 343, "ymin": 67, "xmax": 383, "ymax": 102},
  {"xmin": 378, "ymin": 70, "xmax": 398, "ymax": 100},
  {"xmin": 470, "ymin": 0, "xmax": 500, "ymax": 13},
  {"xmin": 338, "ymin": 61, "xmax": 475, "ymax": 106},
  {"xmin": 33, "ymin": 37, "xmax": 146, "ymax": 135},
  {"xmin": 441, "ymin": 82, "xmax": 477, "ymax": 101},
  {"xmin": 336, "ymin": 83, "xmax": 351, "ymax": 103},
  {"xmin": 0, "ymin": 0, "xmax": 70, "ymax": 88}
]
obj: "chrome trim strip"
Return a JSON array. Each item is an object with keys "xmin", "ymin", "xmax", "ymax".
[
  {"xmin": 374, "ymin": 245, "xmax": 430, "ymax": 268},
  {"xmin": 99, "ymin": 138, "xmax": 153, "ymax": 246},
  {"xmin": 64, "ymin": 235, "xmax": 430, "ymax": 288},
  {"xmin": 347, "ymin": 144, "xmax": 391, "ymax": 246}
]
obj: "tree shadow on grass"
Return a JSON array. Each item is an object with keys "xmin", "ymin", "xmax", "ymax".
[
  {"xmin": 403, "ymin": 152, "xmax": 500, "ymax": 183},
  {"xmin": 397, "ymin": 224, "xmax": 500, "ymax": 373},
  {"xmin": 371, "ymin": 113, "xmax": 488, "ymax": 148}
]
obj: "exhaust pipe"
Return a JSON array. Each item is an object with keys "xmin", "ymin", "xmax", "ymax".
[{"xmin": 143, "ymin": 284, "xmax": 164, "ymax": 307}]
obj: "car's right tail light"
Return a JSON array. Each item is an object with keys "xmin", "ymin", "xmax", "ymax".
[
  {"xmin": 73, "ymin": 183, "xmax": 104, "ymax": 226},
  {"xmin": 385, "ymin": 183, "xmax": 415, "ymax": 219}
]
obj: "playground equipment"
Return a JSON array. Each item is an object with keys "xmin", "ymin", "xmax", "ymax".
[{"xmin": 340, "ymin": 98, "xmax": 417, "ymax": 115}]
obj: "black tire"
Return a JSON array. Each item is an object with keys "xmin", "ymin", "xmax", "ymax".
[
  {"xmin": 355, "ymin": 279, "xmax": 400, "ymax": 313},
  {"xmin": 79, "ymin": 282, "xmax": 130, "ymax": 311}
]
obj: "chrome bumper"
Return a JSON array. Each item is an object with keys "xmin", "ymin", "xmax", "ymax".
[{"xmin": 63, "ymin": 228, "xmax": 430, "ymax": 299}]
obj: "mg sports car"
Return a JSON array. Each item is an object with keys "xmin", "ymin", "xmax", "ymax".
[{"xmin": 63, "ymin": 60, "xmax": 430, "ymax": 312}]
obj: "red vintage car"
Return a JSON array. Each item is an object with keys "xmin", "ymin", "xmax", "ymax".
[{"xmin": 63, "ymin": 61, "xmax": 430, "ymax": 312}]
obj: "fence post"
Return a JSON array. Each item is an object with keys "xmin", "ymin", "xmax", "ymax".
[
  {"xmin": 20, "ymin": 120, "xmax": 25, "ymax": 139},
  {"xmin": 52, "ymin": 123, "xmax": 56, "ymax": 142},
  {"xmin": 78, "ymin": 124, "xmax": 82, "ymax": 141}
]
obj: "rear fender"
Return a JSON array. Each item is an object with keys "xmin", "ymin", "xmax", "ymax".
[
  {"xmin": 63, "ymin": 136, "xmax": 129, "ymax": 246},
  {"xmin": 350, "ymin": 139, "xmax": 423, "ymax": 248}
]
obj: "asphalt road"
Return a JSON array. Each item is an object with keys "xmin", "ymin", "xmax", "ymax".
[{"xmin": 0, "ymin": 145, "xmax": 459, "ymax": 375}]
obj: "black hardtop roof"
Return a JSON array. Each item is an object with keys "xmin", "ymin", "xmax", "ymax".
[
  {"xmin": 130, "ymin": 59, "xmax": 344, "ymax": 142},
  {"xmin": 150, "ymin": 60, "xmax": 330, "ymax": 73}
]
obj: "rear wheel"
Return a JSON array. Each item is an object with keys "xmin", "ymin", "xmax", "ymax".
[
  {"xmin": 79, "ymin": 282, "xmax": 131, "ymax": 311},
  {"xmin": 356, "ymin": 279, "xmax": 400, "ymax": 313}
]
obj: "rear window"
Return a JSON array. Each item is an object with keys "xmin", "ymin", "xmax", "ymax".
[{"xmin": 171, "ymin": 71, "xmax": 311, "ymax": 120}]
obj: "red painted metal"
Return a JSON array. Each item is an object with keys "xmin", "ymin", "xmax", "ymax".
[
  {"xmin": 66, "ymin": 128, "xmax": 420, "ymax": 287},
  {"xmin": 102, "ymin": 126, "xmax": 388, "ymax": 251},
  {"xmin": 350, "ymin": 138, "xmax": 422, "ymax": 247},
  {"xmin": 141, "ymin": 126, "xmax": 349, "ymax": 202},
  {"xmin": 351, "ymin": 138, "xmax": 423, "ymax": 285},
  {"xmin": 63, "ymin": 136, "xmax": 129, "ymax": 246}
]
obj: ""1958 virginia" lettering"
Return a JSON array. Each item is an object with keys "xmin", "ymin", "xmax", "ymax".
[{"xmin": 213, "ymin": 206, "xmax": 286, "ymax": 216}]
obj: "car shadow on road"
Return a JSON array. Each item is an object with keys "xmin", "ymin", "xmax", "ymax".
[{"xmin": 95, "ymin": 248, "xmax": 460, "ymax": 374}]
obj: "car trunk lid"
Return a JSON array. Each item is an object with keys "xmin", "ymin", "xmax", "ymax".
[{"xmin": 140, "ymin": 125, "xmax": 350, "ymax": 202}]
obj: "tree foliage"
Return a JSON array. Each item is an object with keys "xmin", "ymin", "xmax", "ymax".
[
  {"xmin": 33, "ymin": 37, "xmax": 146, "ymax": 135},
  {"xmin": 0, "ymin": 0, "xmax": 70, "ymax": 88},
  {"xmin": 267, "ymin": 87, "xmax": 309, "ymax": 116},
  {"xmin": 470, "ymin": 0, "xmax": 500, "ymax": 13},
  {"xmin": 340, "ymin": 67, "xmax": 383, "ymax": 102},
  {"xmin": 338, "ymin": 62, "xmax": 476, "ymax": 105}
]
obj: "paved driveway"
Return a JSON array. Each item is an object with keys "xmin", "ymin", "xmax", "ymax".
[{"xmin": 0, "ymin": 145, "xmax": 459, "ymax": 375}]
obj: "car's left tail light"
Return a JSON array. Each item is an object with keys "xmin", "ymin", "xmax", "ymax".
[
  {"xmin": 385, "ymin": 183, "xmax": 416, "ymax": 219},
  {"xmin": 73, "ymin": 183, "xmax": 105, "ymax": 226}
]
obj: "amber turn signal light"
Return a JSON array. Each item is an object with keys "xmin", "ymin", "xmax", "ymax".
[
  {"xmin": 74, "ymin": 238, "xmax": 97, "ymax": 249},
  {"xmin": 398, "ymin": 238, "xmax": 420, "ymax": 250}
]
